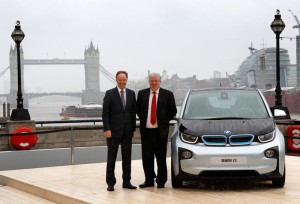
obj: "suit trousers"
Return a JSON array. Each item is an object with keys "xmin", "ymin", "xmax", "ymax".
[
  {"xmin": 106, "ymin": 133, "xmax": 132, "ymax": 186},
  {"xmin": 141, "ymin": 128, "xmax": 168, "ymax": 185}
]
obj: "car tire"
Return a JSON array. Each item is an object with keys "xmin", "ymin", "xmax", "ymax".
[
  {"xmin": 272, "ymin": 165, "xmax": 285, "ymax": 188},
  {"xmin": 171, "ymin": 159, "xmax": 183, "ymax": 188}
]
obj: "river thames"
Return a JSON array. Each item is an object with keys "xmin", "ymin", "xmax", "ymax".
[
  {"xmin": 1, "ymin": 95, "xmax": 83, "ymax": 121},
  {"xmin": 1, "ymin": 95, "xmax": 300, "ymax": 121}
]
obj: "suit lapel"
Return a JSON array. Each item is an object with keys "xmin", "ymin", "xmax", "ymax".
[
  {"xmin": 157, "ymin": 88, "xmax": 164, "ymax": 109},
  {"xmin": 145, "ymin": 88, "xmax": 150, "ymax": 106},
  {"xmin": 114, "ymin": 87, "xmax": 124, "ymax": 109},
  {"xmin": 125, "ymin": 89, "xmax": 131, "ymax": 109}
]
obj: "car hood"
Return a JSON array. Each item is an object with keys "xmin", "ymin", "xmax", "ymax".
[{"xmin": 178, "ymin": 118, "xmax": 275, "ymax": 136}]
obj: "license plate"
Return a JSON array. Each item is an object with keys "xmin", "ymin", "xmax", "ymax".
[{"xmin": 210, "ymin": 157, "xmax": 247, "ymax": 165}]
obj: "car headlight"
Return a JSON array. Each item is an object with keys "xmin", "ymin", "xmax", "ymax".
[
  {"xmin": 257, "ymin": 131, "xmax": 275, "ymax": 143},
  {"xmin": 180, "ymin": 132, "xmax": 198, "ymax": 144}
]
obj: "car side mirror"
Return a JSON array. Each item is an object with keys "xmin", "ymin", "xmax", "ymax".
[
  {"xmin": 270, "ymin": 106, "xmax": 291, "ymax": 119},
  {"xmin": 273, "ymin": 109, "xmax": 287, "ymax": 118}
]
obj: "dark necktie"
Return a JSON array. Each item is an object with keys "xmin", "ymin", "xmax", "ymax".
[
  {"xmin": 120, "ymin": 90, "xmax": 125, "ymax": 109},
  {"xmin": 150, "ymin": 92, "xmax": 156, "ymax": 125}
]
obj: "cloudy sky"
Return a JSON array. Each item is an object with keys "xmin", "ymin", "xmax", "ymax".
[{"xmin": 0, "ymin": 0, "xmax": 299, "ymax": 93}]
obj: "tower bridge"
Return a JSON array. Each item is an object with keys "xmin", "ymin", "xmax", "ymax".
[
  {"xmin": 26, "ymin": 92, "xmax": 82, "ymax": 99},
  {"xmin": 0, "ymin": 41, "xmax": 116, "ymax": 108},
  {"xmin": 0, "ymin": 92, "xmax": 82, "ymax": 99},
  {"xmin": 24, "ymin": 59, "xmax": 86, "ymax": 65}
]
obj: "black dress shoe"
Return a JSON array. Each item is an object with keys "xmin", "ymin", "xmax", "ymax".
[
  {"xmin": 123, "ymin": 183, "xmax": 137, "ymax": 189},
  {"xmin": 139, "ymin": 182, "xmax": 154, "ymax": 188},
  {"xmin": 107, "ymin": 185, "xmax": 114, "ymax": 191},
  {"xmin": 157, "ymin": 184, "xmax": 165, "ymax": 188}
]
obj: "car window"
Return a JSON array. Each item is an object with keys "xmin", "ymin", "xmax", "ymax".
[{"xmin": 183, "ymin": 90, "xmax": 269, "ymax": 119}]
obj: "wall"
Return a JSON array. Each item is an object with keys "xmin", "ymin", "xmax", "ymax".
[{"xmin": 0, "ymin": 123, "xmax": 175, "ymax": 151}]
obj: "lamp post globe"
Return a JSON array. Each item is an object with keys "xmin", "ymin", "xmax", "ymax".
[
  {"xmin": 271, "ymin": 10, "xmax": 285, "ymax": 35},
  {"xmin": 11, "ymin": 21, "xmax": 25, "ymax": 44},
  {"xmin": 10, "ymin": 21, "xmax": 31, "ymax": 120}
]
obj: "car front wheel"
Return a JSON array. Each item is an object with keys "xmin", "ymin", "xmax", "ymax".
[
  {"xmin": 272, "ymin": 165, "xmax": 285, "ymax": 188},
  {"xmin": 171, "ymin": 159, "xmax": 183, "ymax": 188}
]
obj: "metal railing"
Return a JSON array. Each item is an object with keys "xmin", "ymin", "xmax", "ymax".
[{"xmin": 0, "ymin": 119, "xmax": 105, "ymax": 164}]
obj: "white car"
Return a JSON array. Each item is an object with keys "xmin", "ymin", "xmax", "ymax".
[{"xmin": 171, "ymin": 88, "xmax": 286, "ymax": 188}]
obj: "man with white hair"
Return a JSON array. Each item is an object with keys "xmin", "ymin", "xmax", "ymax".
[{"xmin": 136, "ymin": 72, "xmax": 177, "ymax": 188}]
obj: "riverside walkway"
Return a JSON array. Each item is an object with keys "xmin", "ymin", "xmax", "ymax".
[{"xmin": 1, "ymin": 156, "xmax": 300, "ymax": 204}]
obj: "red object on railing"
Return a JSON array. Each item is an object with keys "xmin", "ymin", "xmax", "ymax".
[
  {"xmin": 10, "ymin": 126, "xmax": 38, "ymax": 150},
  {"xmin": 287, "ymin": 126, "xmax": 300, "ymax": 152}
]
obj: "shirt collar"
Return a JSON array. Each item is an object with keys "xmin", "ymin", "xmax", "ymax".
[
  {"xmin": 150, "ymin": 88, "xmax": 160, "ymax": 94},
  {"xmin": 117, "ymin": 87, "xmax": 126, "ymax": 92}
]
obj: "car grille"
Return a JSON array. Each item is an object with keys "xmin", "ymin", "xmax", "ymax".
[{"xmin": 201, "ymin": 134, "xmax": 254, "ymax": 146}]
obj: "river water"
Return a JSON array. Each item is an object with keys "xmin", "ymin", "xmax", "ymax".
[
  {"xmin": 1, "ymin": 95, "xmax": 85, "ymax": 121},
  {"xmin": 1, "ymin": 95, "xmax": 300, "ymax": 121}
]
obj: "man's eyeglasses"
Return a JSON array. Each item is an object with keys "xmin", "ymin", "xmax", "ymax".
[{"xmin": 150, "ymin": 80, "xmax": 161, "ymax": 83}]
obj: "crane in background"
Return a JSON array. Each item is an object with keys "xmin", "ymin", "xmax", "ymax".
[{"xmin": 289, "ymin": 9, "xmax": 300, "ymax": 35}]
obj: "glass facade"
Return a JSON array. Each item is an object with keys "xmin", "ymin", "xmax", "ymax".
[{"xmin": 236, "ymin": 48, "xmax": 291, "ymax": 89}]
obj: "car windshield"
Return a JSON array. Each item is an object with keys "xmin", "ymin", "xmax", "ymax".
[{"xmin": 183, "ymin": 90, "xmax": 269, "ymax": 119}]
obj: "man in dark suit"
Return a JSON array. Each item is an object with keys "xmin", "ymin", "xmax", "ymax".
[
  {"xmin": 102, "ymin": 71, "xmax": 137, "ymax": 191},
  {"xmin": 137, "ymin": 73, "xmax": 177, "ymax": 188}
]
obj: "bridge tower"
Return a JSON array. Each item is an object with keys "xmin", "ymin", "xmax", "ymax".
[
  {"xmin": 7, "ymin": 45, "xmax": 29, "ymax": 108},
  {"xmin": 82, "ymin": 41, "xmax": 102, "ymax": 104}
]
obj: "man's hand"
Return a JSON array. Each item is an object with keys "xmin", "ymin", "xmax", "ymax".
[{"xmin": 104, "ymin": 130, "xmax": 112, "ymax": 138}]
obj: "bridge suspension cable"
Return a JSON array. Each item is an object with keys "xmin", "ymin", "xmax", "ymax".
[
  {"xmin": 0, "ymin": 66, "xmax": 10, "ymax": 78},
  {"xmin": 99, "ymin": 65, "xmax": 116, "ymax": 85},
  {"xmin": 1, "ymin": 64, "xmax": 117, "ymax": 86}
]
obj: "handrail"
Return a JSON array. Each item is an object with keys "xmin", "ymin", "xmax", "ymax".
[
  {"xmin": 35, "ymin": 119, "xmax": 103, "ymax": 126},
  {"xmin": 0, "ymin": 119, "xmax": 104, "ymax": 127}
]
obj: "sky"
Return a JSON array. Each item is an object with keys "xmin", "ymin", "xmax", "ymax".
[{"xmin": 0, "ymin": 0, "xmax": 299, "ymax": 93}]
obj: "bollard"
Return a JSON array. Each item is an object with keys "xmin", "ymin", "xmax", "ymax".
[
  {"xmin": 7, "ymin": 103, "xmax": 10, "ymax": 117},
  {"xmin": 3, "ymin": 102, "xmax": 6, "ymax": 117},
  {"xmin": 71, "ymin": 127, "xmax": 75, "ymax": 165}
]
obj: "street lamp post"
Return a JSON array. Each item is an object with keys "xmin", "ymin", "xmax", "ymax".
[
  {"xmin": 270, "ymin": 9, "xmax": 285, "ymax": 107},
  {"xmin": 10, "ymin": 21, "xmax": 31, "ymax": 120},
  {"xmin": 270, "ymin": 10, "xmax": 290, "ymax": 118}
]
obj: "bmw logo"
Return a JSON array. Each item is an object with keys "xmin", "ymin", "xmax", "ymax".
[{"xmin": 224, "ymin": 130, "xmax": 231, "ymax": 136}]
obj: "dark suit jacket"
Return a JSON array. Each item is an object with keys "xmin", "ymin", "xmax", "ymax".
[
  {"xmin": 102, "ymin": 87, "xmax": 136, "ymax": 137},
  {"xmin": 136, "ymin": 88, "xmax": 177, "ymax": 139}
]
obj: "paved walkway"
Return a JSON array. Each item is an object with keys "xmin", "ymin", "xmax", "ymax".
[{"xmin": 1, "ymin": 156, "xmax": 300, "ymax": 204}]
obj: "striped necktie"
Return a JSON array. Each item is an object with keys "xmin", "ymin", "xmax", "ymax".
[{"xmin": 120, "ymin": 90, "xmax": 125, "ymax": 109}]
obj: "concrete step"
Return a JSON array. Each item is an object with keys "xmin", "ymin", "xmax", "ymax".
[
  {"xmin": 0, "ymin": 184, "xmax": 55, "ymax": 204},
  {"xmin": 0, "ymin": 174, "xmax": 88, "ymax": 204}
]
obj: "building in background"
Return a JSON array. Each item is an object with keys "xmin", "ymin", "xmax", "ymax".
[{"xmin": 235, "ymin": 47, "xmax": 296, "ymax": 89}]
